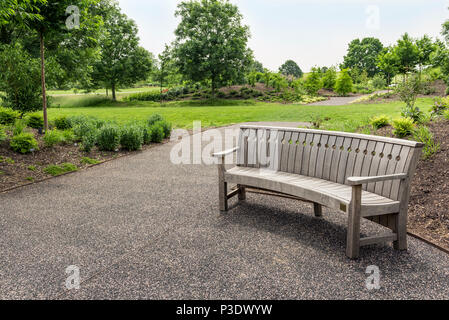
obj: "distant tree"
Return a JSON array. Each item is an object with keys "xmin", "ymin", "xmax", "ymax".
[
  {"xmin": 249, "ymin": 60, "xmax": 264, "ymax": 73},
  {"xmin": 335, "ymin": 69, "xmax": 353, "ymax": 96},
  {"xmin": 322, "ymin": 67, "xmax": 337, "ymax": 90},
  {"xmin": 341, "ymin": 37, "xmax": 384, "ymax": 77},
  {"xmin": 92, "ymin": 3, "xmax": 153, "ymax": 100},
  {"xmin": 173, "ymin": 0, "xmax": 252, "ymax": 97},
  {"xmin": 415, "ymin": 35, "xmax": 438, "ymax": 73},
  {"xmin": 304, "ymin": 68, "xmax": 322, "ymax": 95},
  {"xmin": 279, "ymin": 60, "xmax": 303, "ymax": 78},
  {"xmin": 155, "ymin": 44, "xmax": 181, "ymax": 92},
  {"xmin": 377, "ymin": 46, "xmax": 400, "ymax": 85},
  {"xmin": 393, "ymin": 33, "xmax": 419, "ymax": 76}
]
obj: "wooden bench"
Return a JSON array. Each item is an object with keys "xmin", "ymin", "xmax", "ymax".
[{"xmin": 213, "ymin": 126, "xmax": 423, "ymax": 259}]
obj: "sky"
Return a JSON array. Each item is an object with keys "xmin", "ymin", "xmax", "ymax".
[{"xmin": 117, "ymin": 0, "xmax": 449, "ymax": 72}]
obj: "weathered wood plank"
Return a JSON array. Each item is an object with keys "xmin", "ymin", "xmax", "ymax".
[{"xmin": 308, "ymin": 134, "xmax": 323, "ymax": 177}]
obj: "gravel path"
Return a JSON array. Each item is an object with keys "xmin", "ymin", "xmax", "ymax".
[
  {"xmin": 307, "ymin": 91, "xmax": 389, "ymax": 106},
  {"xmin": 0, "ymin": 124, "xmax": 448, "ymax": 300}
]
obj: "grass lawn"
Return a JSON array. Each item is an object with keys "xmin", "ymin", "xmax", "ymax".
[
  {"xmin": 48, "ymin": 86, "xmax": 161, "ymax": 96},
  {"xmin": 47, "ymin": 97, "xmax": 434, "ymax": 132}
]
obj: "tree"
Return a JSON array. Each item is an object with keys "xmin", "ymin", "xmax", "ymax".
[
  {"xmin": 322, "ymin": 67, "xmax": 337, "ymax": 90},
  {"xmin": 393, "ymin": 33, "xmax": 419, "ymax": 76},
  {"xmin": 154, "ymin": 44, "xmax": 180, "ymax": 93},
  {"xmin": 377, "ymin": 46, "xmax": 399, "ymax": 85},
  {"xmin": 92, "ymin": 3, "xmax": 153, "ymax": 101},
  {"xmin": 335, "ymin": 69, "xmax": 353, "ymax": 96},
  {"xmin": 304, "ymin": 68, "xmax": 322, "ymax": 95},
  {"xmin": 279, "ymin": 60, "xmax": 303, "ymax": 78},
  {"xmin": 173, "ymin": 0, "xmax": 252, "ymax": 97},
  {"xmin": 249, "ymin": 60, "xmax": 264, "ymax": 73},
  {"xmin": 0, "ymin": 43, "xmax": 42, "ymax": 115},
  {"xmin": 341, "ymin": 37, "xmax": 384, "ymax": 77},
  {"xmin": 0, "ymin": 0, "xmax": 46, "ymax": 26},
  {"xmin": 415, "ymin": 35, "xmax": 437, "ymax": 73}
]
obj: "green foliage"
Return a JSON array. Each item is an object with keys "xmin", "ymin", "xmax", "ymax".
[
  {"xmin": 0, "ymin": 126, "xmax": 6, "ymax": 142},
  {"xmin": 341, "ymin": 37, "xmax": 384, "ymax": 77},
  {"xmin": 81, "ymin": 157, "xmax": 100, "ymax": 165},
  {"xmin": 27, "ymin": 165, "xmax": 37, "ymax": 171},
  {"xmin": 10, "ymin": 132, "xmax": 39, "ymax": 154},
  {"xmin": 335, "ymin": 69, "xmax": 353, "ymax": 96},
  {"xmin": 371, "ymin": 74, "xmax": 387, "ymax": 89},
  {"xmin": 370, "ymin": 115, "xmax": 390, "ymax": 129},
  {"xmin": 279, "ymin": 60, "xmax": 303, "ymax": 78},
  {"xmin": 44, "ymin": 163, "xmax": 78, "ymax": 176},
  {"xmin": 54, "ymin": 116, "xmax": 71, "ymax": 130},
  {"xmin": 12, "ymin": 119, "xmax": 27, "ymax": 136},
  {"xmin": 396, "ymin": 75, "xmax": 424, "ymax": 123},
  {"xmin": 43, "ymin": 130, "xmax": 67, "ymax": 147},
  {"xmin": 97, "ymin": 125, "xmax": 121, "ymax": 151},
  {"xmin": 392, "ymin": 118, "xmax": 415, "ymax": 138},
  {"xmin": 0, "ymin": 107, "xmax": 19, "ymax": 125},
  {"xmin": 26, "ymin": 113, "xmax": 44, "ymax": 129},
  {"xmin": 120, "ymin": 124, "xmax": 144, "ymax": 151},
  {"xmin": 0, "ymin": 43, "xmax": 43, "ymax": 115},
  {"xmin": 377, "ymin": 46, "xmax": 400, "ymax": 85},
  {"xmin": 304, "ymin": 68, "xmax": 322, "ymax": 95},
  {"xmin": 148, "ymin": 114, "xmax": 164, "ymax": 126},
  {"xmin": 431, "ymin": 97, "xmax": 449, "ymax": 117},
  {"xmin": 393, "ymin": 33, "xmax": 419, "ymax": 74},
  {"xmin": 81, "ymin": 131, "xmax": 97, "ymax": 153},
  {"xmin": 149, "ymin": 123, "xmax": 165, "ymax": 143},
  {"xmin": 174, "ymin": 0, "xmax": 252, "ymax": 95},
  {"xmin": 322, "ymin": 67, "xmax": 337, "ymax": 90},
  {"xmin": 156, "ymin": 120, "xmax": 172, "ymax": 138},
  {"xmin": 412, "ymin": 126, "xmax": 440, "ymax": 159}
]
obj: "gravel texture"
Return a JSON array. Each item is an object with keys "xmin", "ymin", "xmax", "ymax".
[{"xmin": 0, "ymin": 124, "xmax": 448, "ymax": 300}]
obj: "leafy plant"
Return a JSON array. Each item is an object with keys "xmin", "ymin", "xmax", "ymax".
[
  {"xmin": 26, "ymin": 113, "xmax": 44, "ymax": 129},
  {"xmin": 27, "ymin": 165, "xmax": 37, "ymax": 171},
  {"xmin": 370, "ymin": 115, "xmax": 390, "ymax": 129},
  {"xmin": 12, "ymin": 119, "xmax": 27, "ymax": 136},
  {"xmin": 43, "ymin": 130, "xmax": 65, "ymax": 147},
  {"xmin": 335, "ymin": 69, "xmax": 353, "ymax": 96},
  {"xmin": 392, "ymin": 118, "xmax": 415, "ymax": 138},
  {"xmin": 0, "ymin": 107, "xmax": 19, "ymax": 125},
  {"xmin": 304, "ymin": 68, "xmax": 322, "ymax": 95},
  {"xmin": 44, "ymin": 163, "xmax": 78, "ymax": 176},
  {"xmin": 0, "ymin": 126, "xmax": 6, "ymax": 142},
  {"xmin": 412, "ymin": 126, "xmax": 440, "ymax": 159},
  {"xmin": 371, "ymin": 74, "xmax": 387, "ymax": 89},
  {"xmin": 149, "ymin": 123, "xmax": 165, "ymax": 143},
  {"xmin": 97, "ymin": 125, "xmax": 121, "ymax": 151},
  {"xmin": 81, "ymin": 157, "xmax": 100, "ymax": 165},
  {"xmin": 120, "ymin": 125, "xmax": 144, "ymax": 151},
  {"xmin": 396, "ymin": 75, "xmax": 423, "ymax": 123},
  {"xmin": 156, "ymin": 120, "xmax": 172, "ymax": 138},
  {"xmin": 81, "ymin": 131, "xmax": 97, "ymax": 152},
  {"xmin": 148, "ymin": 114, "xmax": 164, "ymax": 126},
  {"xmin": 54, "ymin": 116, "xmax": 72, "ymax": 130},
  {"xmin": 431, "ymin": 97, "xmax": 449, "ymax": 117},
  {"xmin": 10, "ymin": 132, "xmax": 39, "ymax": 154}
]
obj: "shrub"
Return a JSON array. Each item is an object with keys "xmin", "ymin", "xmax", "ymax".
[
  {"xmin": 392, "ymin": 118, "xmax": 415, "ymax": 138},
  {"xmin": 10, "ymin": 132, "xmax": 39, "ymax": 154},
  {"xmin": 61, "ymin": 130, "xmax": 75, "ymax": 143},
  {"xmin": 445, "ymin": 110, "xmax": 449, "ymax": 120},
  {"xmin": 44, "ymin": 163, "xmax": 78, "ymax": 176},
  {"xmin": 304, "ymin": 69, "xmax": 322, "ymax": 95},
  {"xmin": 12, "ymin": 119, "xmax": 27, "ymax": 136},
  {"xmin": 97, "ymin": 125, "xmax": 121, "ymax": 151},
  {"xmin": 156, "ymin": 120, "xmax": 172, "ymax": 138},
  {"xmin": 54, "ymin": 116, "xmax": 72, "ymax": 130},
  {"xmin": 0, "ymin": 107, "xmax": 19, "ymax": 125},
  {"xmin": 148, "ymin": 114, "xmax": 164, "ymax": 126},
  {"xmin": 370, "ymin": 115, "xmax": 390, "ymax": 130},
  {"xmin": 401, "ymin": 105, "xmax": 424, "ymax": 124},
  {"xmin": 431, "ymin": 97, "xmax": 449, "ymax": 117},
  {"xmin": 81, "ymin": 131, "xmax": 97, "ymax": 152},
  {"xmin": 43, "ymin": 130, "xmax": 65, "ymax": 147},
  {"xmin": 149, "ymin": 123, "xmax": 165, "ymax": 143},
  {"xmin": 26, "ymin": 113, "xmax": 44, "ymax": 129},
  {"xmin": 142, "ymin": 126, "xmax": 152, "ymax": 145},
  {"xmin": 412, "ymin": 126, "xmax": 440, "ymax": 159},
  {"xmin": 396, "ymin": 75, "xmax": 422, "ymax": 120},
  {"xmin": 73, "ymin": 120, "xmax": 98, "ymax": 141},
  {"xmin": 120, "ymin": 125, "xmax": 144, "ymax": 151},
  {"xmin": 322, "ymin": 67, "xmax": 337, "ymax": 90},
  {"xmin": 335, "ymin": 69, "xmax": 353, "ymax": 96},
  {"xmin": 0, "ymin": 126, "xmax": 6, "ymax": 142},
  {"xmin": 371, "ymin": 74, "xmax": 387, "ymax": 89}
]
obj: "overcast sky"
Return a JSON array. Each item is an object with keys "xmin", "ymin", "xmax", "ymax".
[{"xmin": 117, "ymin": 0, "xmax": 449, "ymax": 72}]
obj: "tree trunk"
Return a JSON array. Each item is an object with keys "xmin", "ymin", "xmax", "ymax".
[
  {"xmin": 111, "ymin": 82, "xmax": 116, "ymax": 101},
  {"xmin": 39, "ymin": 31, "xmax": 48, "ymax": 132}
]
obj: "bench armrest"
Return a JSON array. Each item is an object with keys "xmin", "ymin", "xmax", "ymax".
[
  {"xmin": 346, "ymin": 173, "xmax": 408, "ymax": 186},
  {"xmin": 212, "ymin": 147, "xmax": 239, "ymax": 158}
]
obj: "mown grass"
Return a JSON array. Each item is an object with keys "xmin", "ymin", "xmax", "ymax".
[{"xmin": 47, "ymin": 96, "xmax": 434, "ymax": 132}]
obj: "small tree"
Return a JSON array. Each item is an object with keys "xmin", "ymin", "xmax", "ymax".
[
  {"xmin": 279, "ymin": 60, "xmax": 303, "ymax": 78},
  {"xmin": 0, "ymin": 43, "xmax": 43, "ymax": 115},
  {"xmin": 335, "ymin": 69, "xmax": 353, "ymax": 96},
  {"xmin": 304, "ymin": 68, "xmax": 322, "ymax": 95},
  {"xmin": 322, "ymin": 67, "xmax": 337, "ymax": 90},
  {"xmin": 396, "ymin": 75, "xmax": 423, "ymax": 122}
]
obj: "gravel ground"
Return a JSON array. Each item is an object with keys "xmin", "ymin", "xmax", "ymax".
[{"xmin": 0, "ymin": 124, "xmax": 448, "ymax": 300}]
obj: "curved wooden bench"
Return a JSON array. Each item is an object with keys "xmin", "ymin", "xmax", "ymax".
[{"xmin": 213, "ymin": 126, "xmax": 423, "ymax": 259}]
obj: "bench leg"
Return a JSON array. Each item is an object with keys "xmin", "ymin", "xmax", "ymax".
[
  {"xmin": 346, "ymin": 185, "xmax": 362, "ymax": 259},
  {"xmin": 313, "ymin": 203, "xmax": 322, "ymax": 217},
  {"xmin": 238, "ymin": 185, "xmax": 246, "ymax": 201},
  {"xmin": 393, "ymin": 210, "xmax": 408, "ymax": 251},
  {"xmin": 218, "ymin": 165, "xmax": 228, "ymax": 212}
]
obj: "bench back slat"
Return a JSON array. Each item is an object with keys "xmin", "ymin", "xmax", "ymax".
[{"xmin": 237, "ymin": 126, "xmax": 423, "ymax": 201}]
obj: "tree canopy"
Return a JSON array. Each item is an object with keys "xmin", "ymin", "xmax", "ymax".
[
  {"xmin": 173, "ymin": 0, "xmax": 252, "ymax": 96},
  {"xmin": 341, "ymin": 37, "xmax": 384, "ymax": 77},
  {"xmin": 279, "ymin": 60, "xmax": 303, "ymax": 78}
]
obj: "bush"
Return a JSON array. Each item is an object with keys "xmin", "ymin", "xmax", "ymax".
[
  {"xmin": 335, "ymin": 69, "xmax": 353, "ymax": 96},
  {"xmin": 81, "ymin": 131, "xmax": 97, "ymax": 152},
  {"xmin": 396, "ymin": 75, "xmax": 422, "ymax": 120},
  {"xmin": 392, "ymin": 118, "xmax": 415, "ymax": 138},
  {"xmin": 120, "ymin": 125, "xmax": 144, "ymax": 151},
  {"xmin": 43, "ymin": 130, "xmax": 65, "ymax": 147},
  {"xmin": 371, "ymin": 74, "xmax": 387, "ymax": 89},
  {"xmin": 10, "ymin": 132, "xmax": 39, "ymax": 154},
  {"xmin": 149, "ymin": 123, "xmax": 165, "ymax": 143},
  {"xmin": 12, "ymin": 119, "xmax": 27, "ymax": 136},
  {"xmin": 148, "ymin": 114, "xmax": 164, "ymax": 126},
  {"xmin": 304, "ymin": 69, "xmax": 322, "ymax": 95},
  {"xmin": 26, "ymin": 113, "xmax": 44, "ymax": 129},
  {"xmin": 412, "ymin": 126, "xmax": 440, "ymax": 159},
  {"xmin": 0, "ymin": 107, "xmax": 19, "ymax": 125},
  {"xmin": 141, "ymin": 126, "xmax": 152, "ymax": 145},
  {"xmin": 401, "ymin": 105, "xmax": 424, "ymax": 124},
  {"xmin": 370, "ymin": 115, "xmax": 390, "ymax": 129},
  {"xmin": 322, "ymin": 67, "xmax": 337, "ymax": 90},
  {"xmin": 0, "ymin": 126, "xmax": 6, "ymax": 142},
  {"xmin": 54, "ymin": 116, "xmax": 72, "ymax": 130},
  {"xmin": 431, "ymin": 97, "xmax": 449, "ymax": 117},
  {"xmin": 97, "ymin": 125, "xmax": 121, "ymax": 151},
  {"xmin": 73, "ymin": 120, "xmax": 98, "ymax": 141},
  {"xmin": 156, "ymin": 120, "xmax": 172, "ymax": 138}
]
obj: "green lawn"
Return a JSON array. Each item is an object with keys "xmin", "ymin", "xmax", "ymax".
[
  {"xmin": 47, "ymin": 97, "xmax": 434, "ymax": 132},
  {"xmin": 48, "ymin": 86, "xmax": 161, "ymax": 96}
]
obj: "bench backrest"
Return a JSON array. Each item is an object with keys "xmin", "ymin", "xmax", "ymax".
[{"xmin": 237, "ymin": 126, "xmax": 423, "ymax": 201}]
